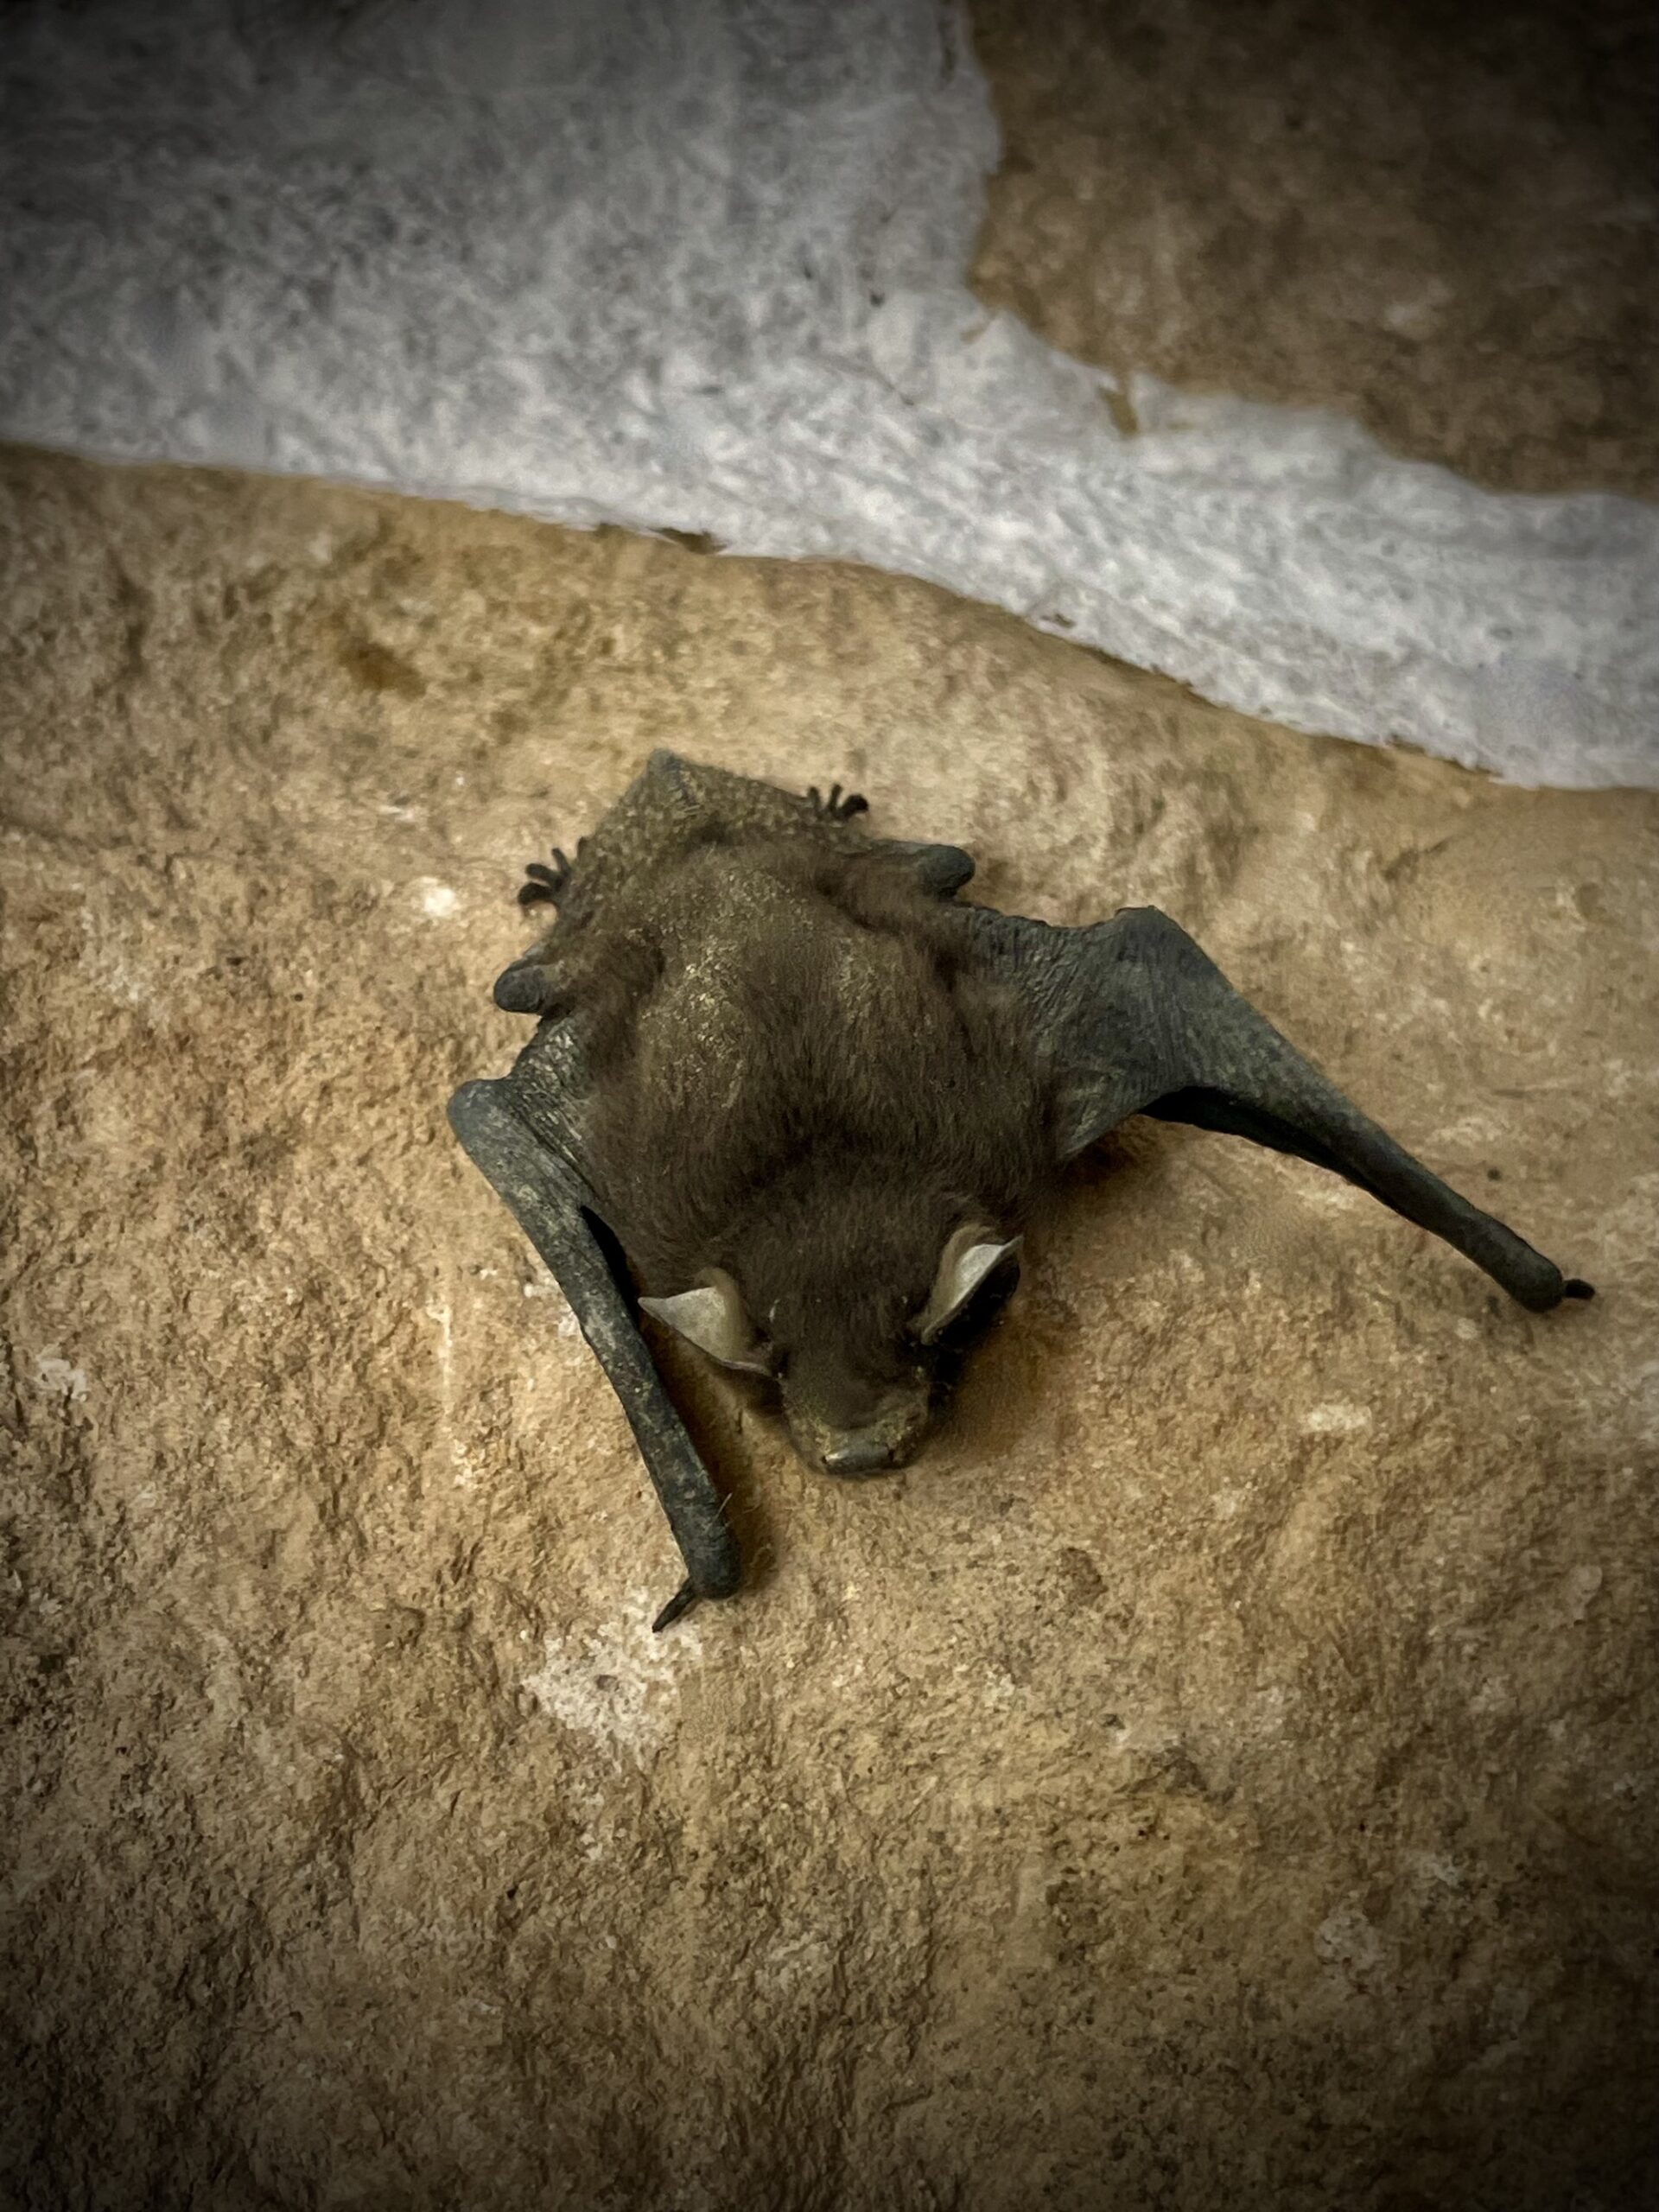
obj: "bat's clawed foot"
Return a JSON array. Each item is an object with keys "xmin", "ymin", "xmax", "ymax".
[
  {"xmin": 806, "ymin": 782, "xmax": 869, "ymax": 823},
  {"xmin": 517, "ymin": 847, "xmax": 574, "ymax": 908}
]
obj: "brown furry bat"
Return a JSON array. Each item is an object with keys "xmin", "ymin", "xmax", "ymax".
[{"xmin": 450, "ymin": 751, "xmax": 1592, "ymax": 1628}]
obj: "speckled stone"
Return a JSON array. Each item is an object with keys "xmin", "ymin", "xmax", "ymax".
[
  {"xmin": 2, "ymin": 447, "xmax": 1656, "ymax": 2211},
  {"xmin": 970, "ymin": 0, "xmax": 1659, "ymax": 499}
]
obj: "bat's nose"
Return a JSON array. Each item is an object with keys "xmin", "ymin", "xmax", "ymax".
[{"xmin": 821, "ymin": 1436, "xmax": 894, "ymax": 1478}]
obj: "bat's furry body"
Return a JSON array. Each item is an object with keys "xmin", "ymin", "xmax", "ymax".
[
  {"xmin": 452, "ymin": 752, "xmax": 1592, "ymax": 1627},
  {"xmin": 575, "ymin": 836, "xmax": 1047, "ymax": 1465}
]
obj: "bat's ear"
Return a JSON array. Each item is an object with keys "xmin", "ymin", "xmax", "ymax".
[
  {"xmin": 639, "ymin": 1268, "xmax": 774, "ymax": 1376},
  {"xmin": 915, "ymin": 1226, "xmax": 1022, "ymax": 1345}
]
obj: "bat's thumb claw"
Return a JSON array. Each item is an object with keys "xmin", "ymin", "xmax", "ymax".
[
  {"xmin": 1562, "ymin": 1277, "xmax": 1596, "ymax": 1300},
  {"xmin": 652, "ymin": 1580, "xmax": 701, "ymax": 1633}
]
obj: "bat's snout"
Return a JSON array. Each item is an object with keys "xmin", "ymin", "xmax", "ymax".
[
  {"xmin": 796, "ymin": 1397, "xmax": 938, "ymax": 1486},
  {"xmin": 780, "ymin": 1347, "xmax": 933, "ymax": 1478}
]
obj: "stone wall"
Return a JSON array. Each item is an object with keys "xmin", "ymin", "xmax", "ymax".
[{"xmin": 3, "ymin": 448, "xmax": 1655, "ymax": 2209}]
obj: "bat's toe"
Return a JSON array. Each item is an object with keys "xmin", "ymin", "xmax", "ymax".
[
  {"xmin": 805, "ymin": 781, "xmax": 869, "ymax": 823},
  {"xmin": 518, "ymin": 850, "xmax": 571, "ymax": 906}
]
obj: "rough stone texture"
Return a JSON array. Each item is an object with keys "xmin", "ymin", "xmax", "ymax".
[
  {"xmin": 969, "ymin": 0, "xmax": 1659, "ymax": 499},
  {"xmin": 2, "ymin": 446, "xmax": 1656, "ymax": 2211}
]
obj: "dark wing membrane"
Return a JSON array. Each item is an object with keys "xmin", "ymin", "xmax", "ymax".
[
  {"xmin": 965, "ymin": 903, "xmax": 1591, "ymax": 1313},
  {"xmin": 448, "ymin": 1033, "xmax": 740, "ymax": 1628}
]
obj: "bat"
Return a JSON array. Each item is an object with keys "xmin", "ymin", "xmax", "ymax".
[{"xmin": 449, "ymin": 751, "xmax": 1593, "ymax": 1630}]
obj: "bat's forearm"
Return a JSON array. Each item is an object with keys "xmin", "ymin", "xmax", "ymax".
[{"xmin": 447, "ymin": 1080, "xmax": 741, "ymax": 1624}]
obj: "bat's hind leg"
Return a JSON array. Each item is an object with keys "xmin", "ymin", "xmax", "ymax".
[
  {"xmin": 516, "ymin": 841, "xmax": 586, "ymax": 907},
  {"xmin": 805, "ymin": 782, "xmax": 869, "ymax": 823}
]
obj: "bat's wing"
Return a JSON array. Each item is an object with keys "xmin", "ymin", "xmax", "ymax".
[
  {"xmin": 967, "ymin": 903, "xmax": 1592, "ymax": 1313},
  {"xmin": 448, "ymin": 1017, "xmax": 740, "ymax": 1631}
]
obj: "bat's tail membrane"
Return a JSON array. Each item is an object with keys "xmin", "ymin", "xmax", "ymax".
[
  {"xmin": 447, "ymin": 1078, "xmax": 742, "ymax": 1619},
  {"xmin": 999, "ymin": 905, "xmax": 1592, "ymax": 1313}
]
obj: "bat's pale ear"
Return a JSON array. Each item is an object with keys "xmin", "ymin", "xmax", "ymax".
[
  {"xmin": 639, "ymin": 1269, "xmax": 774, "ymax": 1375},
  {"xmin": 916, "ymin": 1226, "xmax": 1022, "ymax": 1344}
]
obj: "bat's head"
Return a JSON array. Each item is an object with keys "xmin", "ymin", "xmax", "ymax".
[{"xmin": 639, "ymin": 1205, "xmax": 1022, "ymax": 1477}]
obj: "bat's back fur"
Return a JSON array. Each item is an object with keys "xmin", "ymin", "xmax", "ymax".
[
  {"xmin": 518, "ymin": 759, "xmax": 1053, "ymax": 1448},
  {"xmin": 584, "ymin": 840, "xmax": 1050, "ymax": 1435}
]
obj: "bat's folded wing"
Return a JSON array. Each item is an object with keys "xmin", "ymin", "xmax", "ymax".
[
  {"xmin": 448, "ymin": 1036, "xmax": 740, "ymax": 1628},
  {"xmin": 968, "ymin": 903, "xmax": 1592, "ymax": 1313}
]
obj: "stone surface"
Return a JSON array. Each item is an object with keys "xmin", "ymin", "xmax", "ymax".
[
  {"xmin": 969, "ymin": 0, "xmax": 1659, "ymax": 499},
  {"xmin": 2, "ymin": 447, "xmax": 1656, "ymax": 2209},
  {"xmin": 9, "ymin": 0, "xmax": 1658, "ymax": 790}
]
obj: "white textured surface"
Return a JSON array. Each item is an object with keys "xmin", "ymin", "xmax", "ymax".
[{"xmin": 3, "ymin": 0, "xmax": 1656, "ymax": 787}]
